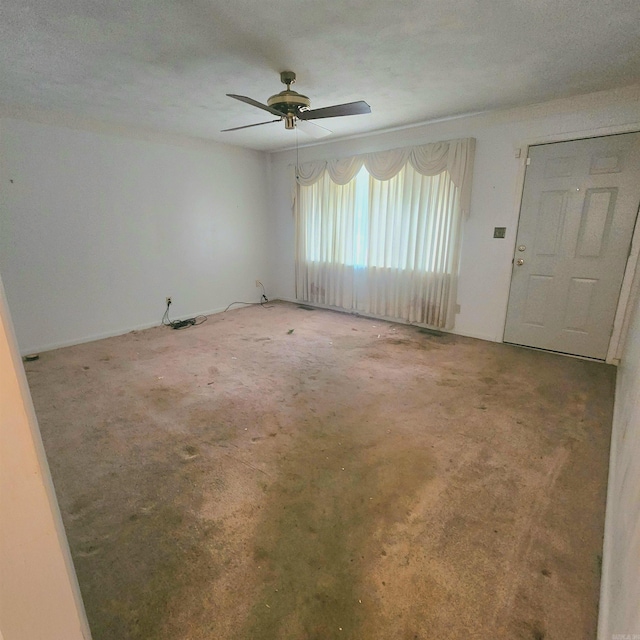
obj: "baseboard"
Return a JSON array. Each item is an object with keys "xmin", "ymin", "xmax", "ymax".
[
  {"xmin": 21, "ymin": 298, "xmax": 500, "ymax": 355},
  {"xmin": 19, "ymin": 305, "xmax": 231, "ymax": 356},
  {"xmin": 596, "ymin": 382, "xmax": 622, "ymax": 640},
  {"xmin": 276, "ymin": 297, "xmax": 498, "ymax": 343}
]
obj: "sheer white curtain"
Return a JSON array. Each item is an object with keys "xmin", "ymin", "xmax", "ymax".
[
  {"xmin": 294, "ymin": 138, "xmax": 475, "ymax": 329},
  {"xmin": 296, "ymin": 171, "xmax": 359, "ymax": 309},
  {"xmin": 361, "ymin": 165, "xmax": 460, "ymax": 326}
]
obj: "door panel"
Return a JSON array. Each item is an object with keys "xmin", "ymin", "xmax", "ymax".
[
  {"xmin": 564, "ymin": 277, "xmax": 596, "ymax": 332},
  {"xmin": 504, "ymin": 133, "xmax": 640, "ymax": 359},
  {"xmin": 523, "ymin": 275, "xmax": 552, "ymax": 326},
  {"xmin": 536, "ymin": 191, "xmax": 567, "ymax": 256},
  {"xmin": 576, "ymin": 189, "xmax": 615, "ymax": 257}
]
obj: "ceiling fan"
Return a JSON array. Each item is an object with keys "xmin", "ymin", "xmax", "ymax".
[{"xmin": 222, "ymin": 71, "xmax": 371, "ymax": 138}]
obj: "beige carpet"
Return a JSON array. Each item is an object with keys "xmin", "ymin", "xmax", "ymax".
[{"xmin": 26, "ymin": 301, "xmax": 614, "ymax": 640}]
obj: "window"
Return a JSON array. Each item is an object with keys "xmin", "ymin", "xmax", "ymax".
[{"xmin": 294, "ymin": 139, "xmax": 475, "ymax": 328}]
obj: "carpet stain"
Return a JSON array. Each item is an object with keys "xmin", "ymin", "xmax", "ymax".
[
  {"xmin": 143, "ymin": 385, "xmax": 186, "ymax": 410},
  {"xmin": 69, "ymin": 460, "xmax": 221, "ymax": 640},
  {"xmin": 243, "ymin": 412, "xmax": 435, "ymax": 639}
]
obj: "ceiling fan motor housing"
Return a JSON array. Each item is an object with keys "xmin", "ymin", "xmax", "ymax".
[
  {"xmin": 267, "ymin": 90, "xmax": 310, "ymax": 118},
  {"xmin": 265, "ymin": 70, "xmax": 310, "ymax": 127}
]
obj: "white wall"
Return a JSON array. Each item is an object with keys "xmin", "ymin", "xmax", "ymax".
[
  {"xmin": 0, "ymin": 276, "xmax": 91, "ymax": 640},
  {"xmin": 267, "ymin": 84, "xmax": 640, "ymax": 342},
  {"xmin": 0, "ymin": 118, "xmax": 270, "ymax": 354},
  {"xmin": 599, "ymin": 272, "xmax": 640, "ymax": 638}
]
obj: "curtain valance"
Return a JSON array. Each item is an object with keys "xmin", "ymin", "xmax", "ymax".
[{"xmin": 294, "ymin": 137, "xmax": 476, "ymax": 216}]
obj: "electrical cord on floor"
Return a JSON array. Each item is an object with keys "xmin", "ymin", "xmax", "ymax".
[
  {"xmin": 224, "ymin": 282, "xmax": 272, "ymax": 312},
  {"xmin": 223, "ymin": 300, "xmax": 271, "ymax": 312},
  {"xmin": 162, "ymin": 301, "xmax": 207, "ymax": 330}
]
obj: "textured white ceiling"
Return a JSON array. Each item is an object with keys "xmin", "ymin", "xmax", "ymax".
[{"xmin": 1, "ymin": 0, "xmax": 639, "ymax": 151}]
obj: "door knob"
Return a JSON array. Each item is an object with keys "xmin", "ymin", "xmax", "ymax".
[{"xmin": 516, "ymin": 259, "xmax": 524, "ymax": 266}]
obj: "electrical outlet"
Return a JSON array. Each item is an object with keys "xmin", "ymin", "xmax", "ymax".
[
  {"xmin": 166, "ymin": 297, "xmax": 172, "ymax": 306},
  {"xmin": 255, "ymin": 280, "xmax": 262, "ymax": 288}
]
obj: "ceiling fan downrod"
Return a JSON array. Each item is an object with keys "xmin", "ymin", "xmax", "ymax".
[{"xmin": 280, "ymin": 70, "xmax": 296, "ymax": 89}]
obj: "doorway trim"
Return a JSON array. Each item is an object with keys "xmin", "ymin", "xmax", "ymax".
[{"xmin": 504, "ymin": 122, "xmax": 640, "ymax": 364}]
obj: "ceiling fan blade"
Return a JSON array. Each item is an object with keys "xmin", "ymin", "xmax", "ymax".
[
  {"xmin": 221, "ymin": 119, "xmax": 281, "ymax": 132},
  {"xmin": 296, "ymin": 119, "xmax": 332, "ymax": 139},
  {"xmin": 298, "ymin": 100, "xmax": 371, "ymax": 120},
  {"xmin": 226, "ymin": 94, "xmax": 284, "ymax": 117}
]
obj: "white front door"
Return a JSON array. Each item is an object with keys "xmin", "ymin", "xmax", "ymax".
[{"xmin": 504, "ymin": 133, "xmax": 640, "ymax": 359}]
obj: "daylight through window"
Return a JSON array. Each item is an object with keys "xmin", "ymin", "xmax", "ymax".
[{"xmin": 294, "ymin": 139, "xmax": 475, "ymax": 328}]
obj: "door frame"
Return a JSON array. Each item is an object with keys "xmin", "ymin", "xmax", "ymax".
[{"xmin": 503, "ymin": 123, "xmax": 640, "ymax": 364}]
